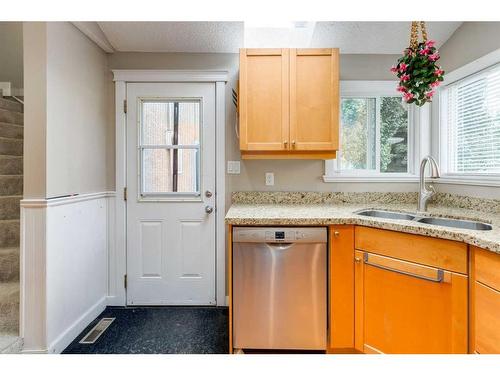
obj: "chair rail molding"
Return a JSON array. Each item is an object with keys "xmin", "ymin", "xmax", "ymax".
[{"xmin": 20, "ymin": 191, "xmax": 115, "ymax": 353}]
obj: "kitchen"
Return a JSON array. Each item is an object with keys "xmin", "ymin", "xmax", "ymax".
[{"xmin": 1, "ymin": 1, "xmax": 500, "ymax": 372}]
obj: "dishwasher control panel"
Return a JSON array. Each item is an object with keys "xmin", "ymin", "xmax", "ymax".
[{"xmin": 233, "ymin": 227, "xmax": 327, "ymax": 243}]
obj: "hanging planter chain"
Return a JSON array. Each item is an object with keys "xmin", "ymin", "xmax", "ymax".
[{"xmin": 391, "ymin": 21, "xmax": 445, "ymax": 107}]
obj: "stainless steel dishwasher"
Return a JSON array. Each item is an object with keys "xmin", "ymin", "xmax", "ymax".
[{"xmin": 232, "ymin": 227, "xmax": 327, "ymax": 350}]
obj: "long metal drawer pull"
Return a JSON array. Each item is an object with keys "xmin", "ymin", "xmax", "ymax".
[{"xmin": 363, "ymin": 253, "xmax": 444, "ymax": 283}]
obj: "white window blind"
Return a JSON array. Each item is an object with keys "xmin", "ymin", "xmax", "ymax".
[{"xmin": 445, "ymin": 64, "xmax": 500, "ymax": 174}]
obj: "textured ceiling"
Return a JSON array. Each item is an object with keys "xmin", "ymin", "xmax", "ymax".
[
  {"xmin": 97, "ymin": 21, "xmax": 462, "ymax": 54},
  {"xmin": 98, "ymin": 22, "xmax": 244, "ymax": 53},
  {"xmin": 311, "ymin": 22, "xmax": 463, "ymax": 53}
]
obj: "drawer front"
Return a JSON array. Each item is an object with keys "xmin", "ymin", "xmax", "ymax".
[
  {"xmin": 474, "ymin": 246, "xmax": 500, "ymax": 291},
  {"xmin": 355, "ymin": 226, "xmax": 467, "ymax": 274},
  {"xmin": 475, "ymin": 281, "xmax": 500, "ymax": 354}
]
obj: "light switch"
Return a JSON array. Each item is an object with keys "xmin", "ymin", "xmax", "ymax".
[
  {"xmin": 265, "ymin": 172, "xmax": 274, "ymax": 186},
  {"xmin": 227, "ymin": 161, "xmax": 241, "ymax": 174}
]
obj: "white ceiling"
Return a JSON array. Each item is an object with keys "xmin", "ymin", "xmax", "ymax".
[
  {"xmin": 95, "ymin": 21, "xmax": 462, "ymax": 54},
  {"xmin": 98, "ymin": 22, "xmax": 244, "ymax": 53}
]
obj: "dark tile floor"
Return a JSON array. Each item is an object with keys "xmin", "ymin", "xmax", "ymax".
[{"xmin": 62, "ymin": 306, "xmax": 229, "ymax": 354}]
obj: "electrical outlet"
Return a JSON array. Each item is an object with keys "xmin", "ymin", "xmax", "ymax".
[
  {"xmin": 265, "ymin": 172, "xmax": 274, "ymax": 186},
  {"xmin": 227, "ymin": 161, "xmax": 241, "ymax": 174}
]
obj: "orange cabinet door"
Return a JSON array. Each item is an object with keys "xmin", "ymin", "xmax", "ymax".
[
  {"xmin": 289, "ymin": 48, "xmax": 339, "ymax": 151},
  {"xmin": 239, "ymin": 48, "xmax": 289, "ymax": 151},
  {"xmin": 329, "ymin": 225, "xmax": 355, "ymax": 352},
  {"xmin": 471, "ymin": 246, "xmax": 500, "ymax": 354},
  {"xmin": 354, "ymin": 250, "xmax": 468, "ymax": 354}
]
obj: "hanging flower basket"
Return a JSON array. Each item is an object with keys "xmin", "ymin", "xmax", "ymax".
[{"xmin": 391, "ymin": 21, "xmax": 445, "ymax": 106}]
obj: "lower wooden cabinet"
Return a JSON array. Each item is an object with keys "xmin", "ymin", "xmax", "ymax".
[
  {"xmin": 354, "ymin": 250, "xmax": 468, "ymax": 354},
  {"xmin": 470, "ymin": 246, "xmax": 500, "ymax": 354},
  {"xmin": 349, "ymin": 227, "xmax": 469, "ymax": 354}
]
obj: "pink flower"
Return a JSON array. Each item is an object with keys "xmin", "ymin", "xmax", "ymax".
[
  {"xmin": 390, "ymin": 65, "xmax": 398, "ymax": 73},
  {"xmin": 396, "ymin": 85, "xmax": 407, "ymax": 93},
  {"xmin": 419, "ymin": 47, "xmax": 431, "ymax": 55},
  {"xmin": 430, "ymin": 81, "xmax": 441, "ymax": 88},
  {"xmin": 434, "ymin": 68, "xmax": 444, "ymax": 76},
  {"xmin": 428, "ymin": 53, "xmax": 440, "ymax": 62},
  {"xmin": 399, "ymin": 63, "xmax": 408, "ymax": 72},
  {"xmin": 426, "ymin": 90, "xmax": 436, "ymax": 98},
  {"xmin": 400, "ymin": 74, "xmax": 410, "ymax": 82},
  {"xmin": 425, "ymin": 40, "xmax": 436, "ymax": 48},
  {"xmin": 403, "ymin": 92, "xmax": 414, "ymax": 101}
]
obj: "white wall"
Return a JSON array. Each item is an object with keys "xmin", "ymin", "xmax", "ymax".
[
  {"xmin": 0, "ymin": 22, "xmax": 23, "ymax": 89},
  {"xmin": 22, "ymin": 22, "xmax": 110, "ymax": 353},
  {"xmin": 46, "ymin": 22, "xmax": 109, "ymax": 198}
]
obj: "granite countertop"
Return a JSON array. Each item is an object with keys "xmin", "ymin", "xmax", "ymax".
[{"xmin": 225, "ymin": 192, "xmax": 500, "ymax": 254}]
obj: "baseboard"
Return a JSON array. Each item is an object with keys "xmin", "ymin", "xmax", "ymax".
[
  {"xmin": 47, "ymin": 296, "xmax": 107, "ymax": 354},
  {"xmin": 106, "ymin": 295, "xmax": 126, "ymax": 306}
]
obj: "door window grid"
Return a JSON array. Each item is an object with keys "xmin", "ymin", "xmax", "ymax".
[{"xmin": 139, "ymin": 99, "xmax": 202, "ymax": 197}]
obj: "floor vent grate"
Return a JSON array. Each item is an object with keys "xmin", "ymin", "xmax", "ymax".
[{"xmin": 79, "ymin": 318, "xmax": 115, "ymax": 344}]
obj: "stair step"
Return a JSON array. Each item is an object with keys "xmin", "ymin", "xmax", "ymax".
[
  {"xmin": 0, "ymin": 156, "xmax": 23, "ymax": 175},
  {"xmin": 0, "ymin": 196, "xmax": 21, "ymax": 220},
  {"xmin": 0, "ymin": 335, "xmax": 23, "ymax": 353},
  {"xmin": 0, "ymin": 282, "xmax": 19, "ymax": 334},
  {"xmin": 0, "ymin": 98, "xmax": 23, "ymax": 114},
  {"xmin": 0, "ymin": 175, "xmax": 22, "ymax": 196},
  {"xmin": 0, "ymin": 137, "xmax": 22, "ymax": 156},
  {"xmin": 0, "ymin": 220, "xmax": 20, "ymax": 248},
  {"xmin": 0, "ymin": 248, "xmax": 19, "ymax": 283},
  {"xmin": 0, "ymin": 122, "xmax": 23, "ymax": 139},
  {"xmin": 0, "ymin": 109, "xmax": 23, "ymax": 125}
]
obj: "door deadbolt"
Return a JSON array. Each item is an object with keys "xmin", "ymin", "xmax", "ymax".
[{"xmin": 205, "ymin": 190, "xmax": 213, "ymax": 198}]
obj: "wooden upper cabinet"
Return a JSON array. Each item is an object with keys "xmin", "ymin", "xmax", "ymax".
[
  {"xmin": 238, "ymin": 48, "xmax": 339, "ymax": 159},
  {"xmin": 239, "ymin": 49, "xmax": 289, "ymax": 152},
  {"xmin": 290, "ymin": 48, "xmax": 339, "ymax": 151}
]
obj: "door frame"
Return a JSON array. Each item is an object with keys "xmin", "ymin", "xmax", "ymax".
[{"xmin": 111, "ymin": 70, "xmax": 228, "ymax": 306}]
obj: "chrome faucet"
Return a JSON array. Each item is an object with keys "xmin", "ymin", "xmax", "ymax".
[{"xmin": 417, "ymin": 156, "xmax": 440, "ymax": 212}]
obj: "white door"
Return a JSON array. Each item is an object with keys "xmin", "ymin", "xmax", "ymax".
[{"xmin": 126, "ymin": 82, "xmax": 216, "ymax": 305}]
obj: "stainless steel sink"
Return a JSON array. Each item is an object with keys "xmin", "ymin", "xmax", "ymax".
[
  {"xmin": 356, "ymin": 209, "xmax": 416, "ymax": 221},
  {"xmin": 416, "ymin": 217, "xmax": 493, "ymax": 231},
  {"xmin": 355, "ymin": 209, "xmax": 493, "ymax": 231}
]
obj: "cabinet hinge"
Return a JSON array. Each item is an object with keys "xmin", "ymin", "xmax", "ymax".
[
  {"xmin": 123, "ymin": 187, "xmax": 127, "ymax": 201},
  {"xmin": 123, "ymin": 99, "xmax": 127, "ymax": 114},
  {"xmin": 124, "ymin": 274, "xmax": 127, "ymax": 289}
]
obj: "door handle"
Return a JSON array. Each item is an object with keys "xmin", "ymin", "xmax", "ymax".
[
  {"xmin": 205, "ymin": 205, "xmax": 214, "ymax": 214},
  {"xmin": 363, "ymin": 252, "xmax": 444, "ymax": 283}
]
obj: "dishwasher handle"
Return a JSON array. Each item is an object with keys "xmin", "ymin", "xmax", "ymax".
[{"xmin": 265, "ymin": 243, "xmax": 295, "ymax": 250}]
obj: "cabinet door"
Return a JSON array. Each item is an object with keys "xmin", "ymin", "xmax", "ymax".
[
  {"xmin": 239, "ymin": 49, "xmax": 289, "ymax": 151},
  {"xmin": 289, "ymin": 48, "xmax": 339, "ymax": 151},
  {"xmin": 354, "ymin": 251, "xmax": 468, "ymax": 354},
  {"xmin": 471, "ymin": 246, "xmax": 500, "ymax": 354},
  {"xmin": 329, "ymin": 225, "xmax": 355, "ymax": 352}
]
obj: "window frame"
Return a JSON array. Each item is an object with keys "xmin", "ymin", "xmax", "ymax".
[
  {"xmin": 137, "ymin": 97, "xmax": 203, "ymax": 200},
  {"xmin": 436, "ymin": 59, "xmax": 500, "ymax": 187},
  {"xmin": 434, "ymin": 61, "xmax": 500, "ymax": 186},
  {"xmin": 324, "ymin": 81, "xmax": 421, "ymax": 183}
]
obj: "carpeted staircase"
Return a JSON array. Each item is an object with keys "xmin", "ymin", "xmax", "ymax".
[{"xmin": 0, "ymin": 97, "xmax": 23, "ymax": 353}]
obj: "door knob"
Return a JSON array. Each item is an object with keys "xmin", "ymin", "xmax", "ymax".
[
  {"xmin": 205, "ymin": 205, "xmax": 214, "ymax": 214},
  {"xmin": 205, "ymin": 190, "xmax": 213, "ymax": 198}
]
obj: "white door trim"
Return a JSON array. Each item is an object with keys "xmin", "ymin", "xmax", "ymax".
[{"xmin": 111, "ymin": 70, "xmax": 227, "ymax": 307}]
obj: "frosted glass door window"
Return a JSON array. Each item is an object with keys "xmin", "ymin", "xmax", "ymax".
[{"xmin": 140, "ymin": 100, "xmax": 201, "ymax": 195}]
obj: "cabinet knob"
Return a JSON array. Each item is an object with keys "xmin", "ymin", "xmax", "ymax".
[
  {"xmin": 354, "ymin": 257, "xmax": 361, "ymax": 263},
  {"xmin": 334, "ymin": 231, "xmax": 340, "ymax": 236},
  {"xmin": 284, "ymin": 140, "xmax": 288, "ymax": 148},
  {"xmin": 292, "ymin": 140, "xmax": 296, "ymax": 148}
]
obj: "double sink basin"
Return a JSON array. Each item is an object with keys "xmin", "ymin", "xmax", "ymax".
[{"xmin": 356, "ymin": 209, "xmax": 493, "ymax": 231}]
